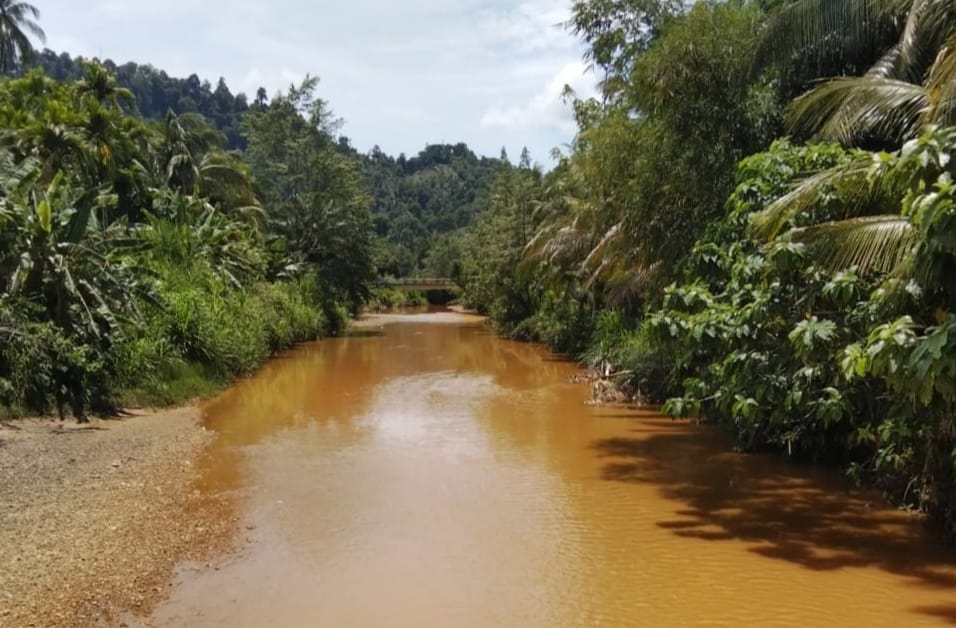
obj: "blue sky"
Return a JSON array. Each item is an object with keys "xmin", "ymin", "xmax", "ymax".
[{"xmin": 35, "ymin": 0, "xmax": 597, "ymax": 163}]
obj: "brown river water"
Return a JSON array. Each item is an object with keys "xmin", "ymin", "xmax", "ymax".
[{"xmin": 148, "ymin": 311, "xmax": 956, "ymax": 627}]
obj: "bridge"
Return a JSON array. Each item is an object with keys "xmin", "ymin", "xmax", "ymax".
[{"xmin": 377, "ymin": 277, "xmax": 458, "ymax": 291}]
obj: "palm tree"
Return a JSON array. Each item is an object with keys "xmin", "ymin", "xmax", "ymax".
[
  {"xmin": 0, "ymin": 0, "xmax": 45, "ymax": 75},
  {"xmin": 762, "ymin": 0, "xmax": 956, "ymax": 149},
  {"xmin": 155, "ymin": 111, "xmax": 261, "ymax": 217},
  {"xmin": 750, "ymin": 1, "xmax": 956, "ymax": 284}
]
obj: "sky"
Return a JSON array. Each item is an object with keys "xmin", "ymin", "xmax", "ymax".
[{"xmin": 35, "ymin": 0, "xmax": 599, "ymax": 164}]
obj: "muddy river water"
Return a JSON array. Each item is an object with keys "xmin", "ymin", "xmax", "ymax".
[{"xmin": 149, "ymin": 311, "xmax": 956, "ymax": 627}]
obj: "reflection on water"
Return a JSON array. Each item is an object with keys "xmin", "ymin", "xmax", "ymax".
[{"xmin": 150, "ymin": 312, "xmax": 956, "ymax": 627}]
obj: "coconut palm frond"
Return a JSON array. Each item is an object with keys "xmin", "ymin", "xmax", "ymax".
[
  {"xmin": 581, "ymin": 222, "xmax": 622, "ymax": 273},
  {"xmin": 793, "ymin": 214, "xmax": 919, "ymax": 275},
  {"xmin": 753, "ymin": 154, "xmax": 885, "ymax": 240},
  {"xmin": 787, "ymin": 76, "xmax": 928, "ymax": 146},
  {"xmin": 912, "ymin": 2, "xmax": 956, "ymax": 66},
  {"xmin": 603, "ymin": 262, "xmax": 659, "ymax": 307},
  {"xmin": 522, "ymin": 206, "xmax": 602, "ymax": 270},
  {"xmin": 868, "ymin": 43, "xmax": 905, "ymax": 78},
  {"xmin": 0, "ymin": 150, "xmax": 39, "ymax": 196},
  {"xmin": 177, "ymin": 112, "xmax": 228, "ymax": 152},
  {"xmin": 0, "ymin": 0, "xmax": 45, "ymax": 72},
  {"xmin": 199, "ymin": 153, "xmax": 256, "ymax": 203},
  {"xmin": 754, "ymin": 0, "xmax": 908, "ymax": 74},
  {"xmin": 926, "ymin": 29, "xmax": 956, "ymax": 125},
  {"xmin": 889, "ymin": 0, "xmax": 938, "ymax": 81},
  {"xmin": 579, "ymin": 223, "xmax": 628, "ymax": 292}
]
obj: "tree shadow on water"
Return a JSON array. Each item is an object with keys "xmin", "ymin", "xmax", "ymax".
[
  {"xmin": 911, "ymin": 605, "xmax": 956, "ymax": 625},
  {"xmin": 592, "ymin": 420, "xmax": 956, "ymax": 597}
]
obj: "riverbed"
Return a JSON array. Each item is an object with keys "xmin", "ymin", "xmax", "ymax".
[{"xmin": 147, "ymin": 311, "xmax": 956, "ymax": 627}]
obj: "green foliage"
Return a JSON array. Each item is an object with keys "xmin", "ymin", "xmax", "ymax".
[
  {"xmin": 523, "ymin": 289, "xmax": 595, "ymax": 355},
  {"xmin": 364, "ymin": 286, "xmax": 428, "ymax": 312},
  {"xmin": 30, "ymin": 49, "xmax": 252, "ymax": 149},
  {"xmin": 242, "ymin": 77, "xmax": 374, "ymax": 310},
  {"xmin": 357, "ymin": 143, "xmax": 508, "ymax": 278},
  {"xmin": 648, "ymin": 127, "xmax": 956, "ymax": 535},
  {"xmin": 494, "ymin": 0, "xmax": 787, "ymax": 328},
  {"xmin": 0, "ymin": 65, "xmax": 371, "ymax": 419},
  {"xmin": 568, "ymin": 0, "xmax": 683, "ymax": 99},
  {"xmin": 760, "ymin": 0, "xmax": 956, "ymax": 149},
  {"xmin": 452, "ymin": 0, "xmax": 956, "ymax": 540},
  {"xmin": 459, "ymin": 163, "xmax": 546, "ymax": 334}
]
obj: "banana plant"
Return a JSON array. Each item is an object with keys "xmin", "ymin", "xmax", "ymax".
[{"xmin": 6, "ymin": 169, "xmax": 148, "ymax": 338}]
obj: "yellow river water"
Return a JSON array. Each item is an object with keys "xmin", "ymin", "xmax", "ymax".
[{"xmin": 148, "ymin": 311, "xmax": 956, "ymax": 627}]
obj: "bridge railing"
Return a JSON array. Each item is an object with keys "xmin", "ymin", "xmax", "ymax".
[{"xmin": 377, "ymin": 277, "xmax": 458, "ymax": 289}]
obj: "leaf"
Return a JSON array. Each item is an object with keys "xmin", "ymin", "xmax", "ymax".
[
  {"xmin": 752, "ymin": 153, "xmax": 883, "ymax": 240},
  {"xmin": 36, "ymin": 198, "xmax": 52, "ymax": 233},
  {"xmin": 792, "ymin": 214, "xmax": 920, "ymax": 275},
  {"xmin": 786, "ymin": 76, "xmax": 928, "ymax": 146}
]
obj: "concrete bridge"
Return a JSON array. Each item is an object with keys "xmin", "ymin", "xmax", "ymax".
[{"xmin": 377, "ymin": 277, "xmax": 458, "ymax": 291}]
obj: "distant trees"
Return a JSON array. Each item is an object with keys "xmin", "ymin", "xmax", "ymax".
[
  {"xmin": 242, "ymin": 76, "xmax": 374, "ymax": 309},
  {"xmin": 357, "ymin": 142, "xmax": 508, "ymax": 278},
  {"xmin": 25, "ymin": 48, "xmax": 505, "ymax": 285},
  {"xmin": 30, "ymin": 50, "xmax": 254, "ymax": 149},
  {"xmin": 0, "ymin": 0, "xmax": 44, "ymax": 74}
]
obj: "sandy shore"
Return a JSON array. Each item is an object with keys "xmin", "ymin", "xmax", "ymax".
[{"xmin": 0, "ymin": 408, "xmax": 235, "ymax": 627}]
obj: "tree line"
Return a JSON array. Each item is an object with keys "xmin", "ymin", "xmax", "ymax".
[
  {"xmin": 31, "ymin": 49, "xmax": 254, "ymax": 150},
  {"xmin": 456, "ymin": 0, "xmax": 956, "ymax": 540}
]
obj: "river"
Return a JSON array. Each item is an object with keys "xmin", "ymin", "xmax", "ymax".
[{"xmin": 148, "ymin": 311, "xmax": 956, "ymax": 627}]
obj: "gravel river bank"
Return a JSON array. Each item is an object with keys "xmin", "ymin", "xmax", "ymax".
[{"xmin": 0, "ymin": 408, "xmax": 234, "ymax": 627}]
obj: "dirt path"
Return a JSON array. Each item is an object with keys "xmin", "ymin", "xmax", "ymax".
[{"xmin": 0, "ymin": 408, "xmax": 235, "ymax": 627}]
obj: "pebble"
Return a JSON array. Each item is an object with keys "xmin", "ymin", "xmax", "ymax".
[{"xmin": 0, "ymin": 409, "xmax": 237, "ymax": 627}]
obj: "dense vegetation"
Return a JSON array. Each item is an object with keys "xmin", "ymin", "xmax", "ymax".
[
  {"xmin": 30, "ymin": 49, "xmax": 253, "ymax": 150},
  {"xmin": 0, "ymin": 60, "xmax": 373, "ymax": 419},
  {"xmin": 353, "ymin": 143, "xmax": 510, "ymax": 279},
  {"xmin": 458, "ymin": 0, "xmax": 956, "ymax": 539},
  {"xmin": 27, "ymin": 50, "xmax": 513, "ymax": 277},
  {"xmin": 26, "ymin": 49, "xmax": 513, "ymax": 282}
]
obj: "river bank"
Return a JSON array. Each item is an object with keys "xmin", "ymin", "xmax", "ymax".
[{"xmin": 0, "ymin": 408, "xmax": 235, "ymax": 627}]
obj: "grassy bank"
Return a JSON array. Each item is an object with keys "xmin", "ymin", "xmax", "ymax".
[{"xmin": 0, "ymin": 265, "xmax": 345, "ymax": 419}]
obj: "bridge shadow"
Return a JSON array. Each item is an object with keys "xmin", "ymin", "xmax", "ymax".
[{"xmin": 591, "ymin": 417, "xmax": 956, "ymax": 598}]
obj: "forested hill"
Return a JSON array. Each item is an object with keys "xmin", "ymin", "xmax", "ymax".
[
  {"xmin": 30, "ymin": 49, "xmax": 252, "ymax": 150},
  {"xmin": 349, "ymin": 143, "xmax": 512, "ymax": 278},
  {"xmin": 28, "ymin": 49, "xmax": 515, "ymax": 279}
]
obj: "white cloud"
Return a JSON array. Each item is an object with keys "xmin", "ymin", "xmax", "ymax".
[
  {"xmin": 36, "ymin": 0, "xmax": 591, "ymax": 162},
  {"xmin": 480, "ymin": 61, "xmax": 597, "ymax": 132},
  {"xmin": 475, "ymin": 0, "xmax": 571, "ymax": 54},
  {"xmin": 279, "ymin": 69, "xmax": 304, "ymax": 90}
]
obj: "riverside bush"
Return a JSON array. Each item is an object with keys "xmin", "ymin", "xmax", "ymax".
[{"xmin": 0, "ymin": 68, "xmax": 368, "ymax": 419}]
